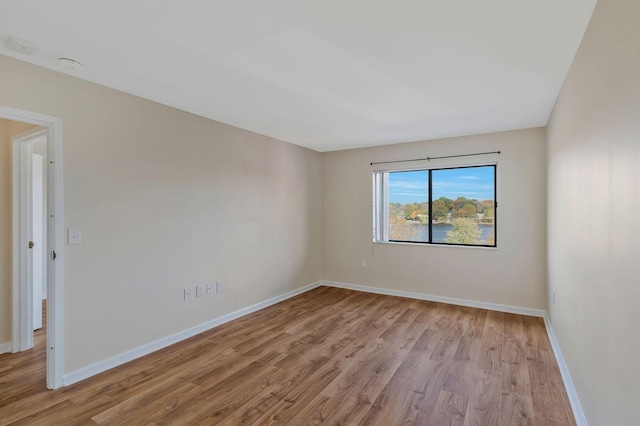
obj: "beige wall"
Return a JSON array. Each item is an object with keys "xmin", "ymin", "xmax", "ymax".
[
  {"xmin": 9, "ymin": 121, "xmax": 38, "ymax": 136},
  {"xmin": 0, "ymin": 55, "xmax": 322, "ymax": 372},
  {"xmin": 322, "ymin": 128, "xmax": 547, "ymax": 309},
  {"xmin": 0, "ymin": 120, "xmax": 11, "ymax": 346},
  {"xmin": 547, "ymin": 0, "xmax": 640, "ymax": 424}
]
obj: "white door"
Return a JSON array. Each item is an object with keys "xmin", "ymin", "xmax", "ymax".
[{"xmin": 32, "ymin": 154, "xmax": 44, "ymax": 330}]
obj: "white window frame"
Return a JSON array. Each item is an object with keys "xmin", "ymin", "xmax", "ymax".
[{"xmin": 373, "ymin": 163, "xmax": 497, "ymax": 248}]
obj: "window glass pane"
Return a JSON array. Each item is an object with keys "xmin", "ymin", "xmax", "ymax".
[
  {"xmin": 431, "ymin": 166, "xmax": 495, "ymax": 245},
  {"xmin": 388, "ymin": 170, "xmax": 429, "ymax": 242}
]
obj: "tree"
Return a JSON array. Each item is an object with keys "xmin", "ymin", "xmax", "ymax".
[
  {"xmin": 389, "ymin": 203, "xmax": 403, "ymax": 217},
  {"xmin": 452, "ymin": 208, "xmax": 466, "ymax": 219},
  {"xmin": 444, "ymin": 218, "xmax": 483, "ymax": 245},
  {"xmin": 389, "ymin": 214, "xmax": 422, "ymax": 241},
  {"xmin": 463, "ymin": 203, "xmax": 477, "ymax": 218},
  {"xmin": 482, "ymin": 200, "xmax": 494, "ymax": 223},
  {"xmin": 486, "ymin": 228, "xmax": 495, "ymax": 245},
  {"xmin": 451, "ymin": 197, "xmax": 469, "ymax": 211},
  {"xmin": 404, "ymin": 202, "xmax": 424, "ymax": 221},
  {"xmin": 432, "ymin": 199, "xmax": 449, "ymax": 221},
  {"xmin": 402, "ymin": 204, "xmax": 413, "ymax": 220},
  {"xmin": 438, "ymin": 197, "xmax": 452, "ymax": 210}
]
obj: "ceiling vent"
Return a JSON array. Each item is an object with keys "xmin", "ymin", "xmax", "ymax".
[{"xmin": 57, "ymin": 57, "xmax": 83, "ymax": 71}]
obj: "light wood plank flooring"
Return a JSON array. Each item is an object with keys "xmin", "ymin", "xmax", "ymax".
[{"xmin": 0, "ymin": 287, "xmax": 575, "ymax": 425}]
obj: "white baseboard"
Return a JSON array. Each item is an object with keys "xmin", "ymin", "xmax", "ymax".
[
  {"xmin": 321, "ymin": 280, "xmax": 546, "ymax": 318},
  {"xmin": 0, "ymin": 341, "xmax": 11, "ymax": 354},
  {"xmin": 63, "ymin": 281, "xmax": 323, "ymax": 386},
  {"xmin": 60, "ymin": 278, "xmax": 585, "ymax": 426},
  {"xmin": 321, "ymin": 280, "xmax": 585, "ymax": 424},
  {"xmin": 322, "ymin": 280, "xmax": 585, "ymax": 424},
  {"xmin": 543, "ymin": 316, "xmax": 587, "ymax": 426}
]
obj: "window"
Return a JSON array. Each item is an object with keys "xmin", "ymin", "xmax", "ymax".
[{"xmin": 373, "ymin": 164, "xmax": 496, "ymax": 247}]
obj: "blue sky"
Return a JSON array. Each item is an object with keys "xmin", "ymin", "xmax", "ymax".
[{"xmin": 388, "ymin": 166, "xmax": 494, "ymax": 204}]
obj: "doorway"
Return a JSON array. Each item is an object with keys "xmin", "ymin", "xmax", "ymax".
[
  {"xmin": 13, "ymin": 128, "xmax": 47, "ymax": 338},
  {"xmin": 2, "ymin": 105, "xmax": 64, "ymax": 390}
]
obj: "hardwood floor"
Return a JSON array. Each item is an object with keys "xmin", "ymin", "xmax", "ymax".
[{"xmin": 0, "ymin": 287, "xmax": 575, "ymax": 425}]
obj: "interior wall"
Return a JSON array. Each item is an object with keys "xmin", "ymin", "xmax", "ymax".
[
  {"xmin": 0, "ymin": 119, "xmax": 11, "ymax": 348},
  {"xmin": 322, "ymin": 127, "xmax": 547, "ymax": 309},
  {"xmin": 0, "ymin": 54, "xmax": 322, "ymax": 373},
  {"xmin": 9, "ymin": 121, "xmax": 38, "ymax": 136},
  {"xmin": 546, "ymin": 0, "xmax": 640, "ymax": 424}
]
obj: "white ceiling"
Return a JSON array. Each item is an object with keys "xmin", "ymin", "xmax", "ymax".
[{"xmin": 0, "ymin": 0, "xmax": 596, "ymax": 152}]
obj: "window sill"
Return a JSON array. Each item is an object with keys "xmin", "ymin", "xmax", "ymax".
[{"xmin": 373, "ymin": 240, "xmax": 498, "ymax": 250}]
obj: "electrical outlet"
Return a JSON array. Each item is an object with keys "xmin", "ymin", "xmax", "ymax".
[
  {"xmin": 206, "ymin": 282, "xmax": 214, "ymax": 295},
  {"xmin": 196, "ymin": 285, "xmax": 204, "ymax": 298},
  {"xmin": 361, "ymin": 259, "xmax": 367, "ymax": 268},
  {"xmin": 184, "ymin": 288, "xmax": 192, "ymax": 301},
  {"xmin": 216, "ymin": 281, "xmax": 224, "ymax": 293}
]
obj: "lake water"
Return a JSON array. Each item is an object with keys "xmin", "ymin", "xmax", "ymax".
[{"xmin": 410, "ymin": 224, "xmax": 494, "ymax": 243}]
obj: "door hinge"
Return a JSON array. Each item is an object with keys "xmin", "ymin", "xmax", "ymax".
[{"xmin": 52, "ymin": 251, "xmax": 57, "ymax": 260}]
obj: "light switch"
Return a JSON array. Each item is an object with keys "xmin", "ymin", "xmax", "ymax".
[{"xmin": 68, "ymin": 228, "xmax": 81, "ymax": 245}]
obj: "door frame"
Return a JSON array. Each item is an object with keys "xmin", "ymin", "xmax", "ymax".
[
  {"xmin": 13, "ymin": 128, "xmax": 42, "ymax": 350},
  {"xmin": 4, "ymin": 105, "xmax": 64, "ymax": 390},
  {"xmin": 31, "ymin": 151, "xmax": 46, "ymax": 330}
]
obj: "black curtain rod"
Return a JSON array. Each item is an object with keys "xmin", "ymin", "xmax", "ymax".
[{"xmin": 370, "ymin": 150, "xmax": 501, "ymax": 166}]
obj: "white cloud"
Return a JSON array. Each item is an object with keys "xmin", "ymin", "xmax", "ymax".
[
  {"xmin": 389, "ymin": 180, "xmax": 428, "ymax": 190},
  {"xmin": 390, "ymin": 192, "xmax": 429, "ymax": 198}
]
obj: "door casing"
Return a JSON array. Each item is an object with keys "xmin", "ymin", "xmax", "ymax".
[{"xmin": 5, "ymin": 105, "xmax": 64, "ymax": 390}]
